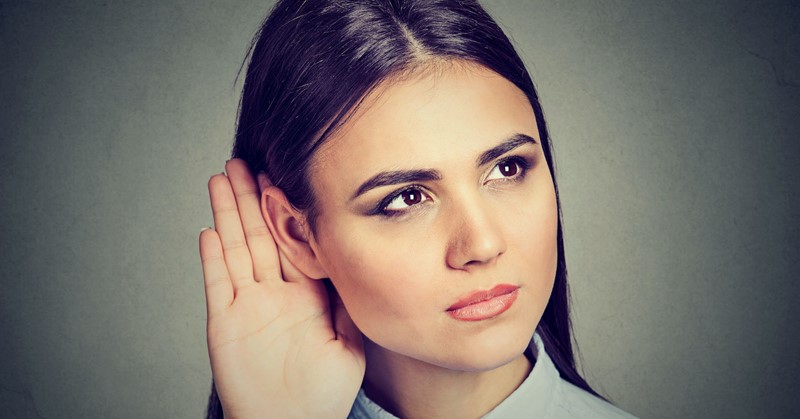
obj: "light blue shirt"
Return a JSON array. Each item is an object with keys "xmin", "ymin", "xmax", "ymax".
[{"xmin": 348, "ymin": 334, "xmax": 637, "ymax": 418}]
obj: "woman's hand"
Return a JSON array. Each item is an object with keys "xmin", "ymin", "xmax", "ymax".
[{"xmin": 199, "ymin": 159, "xmax": 365, "ymax": 418}]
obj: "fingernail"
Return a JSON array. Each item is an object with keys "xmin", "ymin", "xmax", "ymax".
[{"xmin": 200, "ymin": 227, "xmax": 212, "ymax": 233}]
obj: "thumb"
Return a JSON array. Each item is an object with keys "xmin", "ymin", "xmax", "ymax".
[
  {"xmin": 327, "ymin": 281, "xmax": 364, "ymax": 354},
  {"xmin": 277, "ymin": 248, "xmax": 313, "ymax": 284}
]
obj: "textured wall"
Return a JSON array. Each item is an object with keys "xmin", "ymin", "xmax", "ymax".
[{"xmin": 1, "ymin": 0, "xmax": 798, "ymax": 418}]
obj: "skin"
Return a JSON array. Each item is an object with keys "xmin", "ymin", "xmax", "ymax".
[
  {"xmin": 200, "ymin": 60, "xmax": 558, "ymax": 418},
  {"xmin": 201, "ymin": 164, "xmax": 365, "ymax": 419}
]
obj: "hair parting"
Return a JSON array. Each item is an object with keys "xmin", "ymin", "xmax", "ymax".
[{"xmin": 207, "ymin": 1, "xmax": 604, "ymax": 416}]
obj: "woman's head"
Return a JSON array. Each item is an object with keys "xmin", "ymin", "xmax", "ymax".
[
  {"xmin": 231, "ymin": 0, "xmax": 597, "ymax": 396},
  {"xmin": 289, "ymin": 61, "xmax": 558, "ymax": 371}
]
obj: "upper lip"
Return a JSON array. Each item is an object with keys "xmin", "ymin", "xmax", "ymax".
[{"xmin": 447, "ymin": 284, "xmax": 520, "ymax": 311}]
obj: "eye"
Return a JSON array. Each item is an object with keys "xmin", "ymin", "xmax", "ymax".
[
  {"xmin": 486, "ymin": 157, "xmax": 529, "ymax": 182},
  {"xmin": 375, "ymin": 186, "xmax": 432, "ymax": 216}
]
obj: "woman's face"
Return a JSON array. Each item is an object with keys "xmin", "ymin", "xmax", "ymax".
[{"xmin": 306, "ymin": 61, "xmax": 558, "ymax": 371}]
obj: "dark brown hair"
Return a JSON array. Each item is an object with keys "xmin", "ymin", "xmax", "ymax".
[{"xmin": 208, "ymin": 0, "xmax": 604, "ymax": 416}]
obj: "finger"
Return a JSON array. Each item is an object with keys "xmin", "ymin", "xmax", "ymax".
[
  {"xmin": 209, "ymin": 173, "xmax": 255, "ymax": 293},
  {"xmin": 199, "ymin": 227, "xmax": 233, "ymax": 319},
  {"xmin": 277, "ymin": 247, "xmax": 313, "ymax": 284},
  {"xmin": 225, "ymin": 159, "xmax": 280, "ymax": 283},
  {"xmin": 256, "ymin": 171, "xmax": 272, "ymax": 191},
  {"xmin": 328, "ymin": 283, "xmax": 364, "ymax": 357}
]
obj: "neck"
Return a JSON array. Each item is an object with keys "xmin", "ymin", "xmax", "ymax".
[{"xmin": 362, "ymin": 339, "xmax": 533, "ymax": 419}]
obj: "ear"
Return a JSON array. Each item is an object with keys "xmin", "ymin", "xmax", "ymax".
[{"xmin": 257, "ymin": 173, "xmax": 327, "ymax": 280}]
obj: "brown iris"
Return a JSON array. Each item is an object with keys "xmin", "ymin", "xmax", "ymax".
[
  {"xmin": 498, "ymin": 161, "xmax": 518, "ymax": 177},
  {"xmin": 401, "ymin": 190, "xmax": 423, "ymax": 206}
]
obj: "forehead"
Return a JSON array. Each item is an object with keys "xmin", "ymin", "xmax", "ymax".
[{"xmin": 310, "ymin": 61, "xmax": 537, "ymax": 192}]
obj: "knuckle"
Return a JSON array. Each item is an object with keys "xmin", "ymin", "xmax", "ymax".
[
  {"xmin": 222, "ymin": 239, "xmax": 248, "ymax": 250},
  {"xmin": 204, "ymin": 274, "xmax": 228, "ymax": 288},
  {"xmin": 233, "ymin": 188, "xmax": 259, "ymax": 199},
  {"xmin": 212, "ymin": 206, "xmax": 239, "ymax": 216},
  {"xmin": 230, "ymin": 274, "xmax": 253, "ymax": 285},
  {"xmin": 201, "ymin": 254, "xmax": 224, "ymax": 264},
  {"xmin": 245, "ymin": 225, "xmax": 270, "ymax": 237}
]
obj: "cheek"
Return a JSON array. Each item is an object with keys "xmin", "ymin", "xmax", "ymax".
[
  {"xmin": 506, "ymin": 173, "xmax": 559, "ymax": 301},
  {"xmin": 532, "ymin": 189, "xmax": 558, "ymax": 277},
  {"xmin": 313, "ymin": 222, "xmax": 440, "ymax": 332}
]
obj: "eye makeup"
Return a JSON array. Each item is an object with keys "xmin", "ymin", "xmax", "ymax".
[
  {"xmin": 365, "ymin": 153, "xmax": 535, "ymax": 218},
  {"xmin": 367, "ymin": 184, "xmax": 433, "ymax": 218},
  {"xmin": 483, "ymin": 156, "xmax": 532, "ymax": 185}
]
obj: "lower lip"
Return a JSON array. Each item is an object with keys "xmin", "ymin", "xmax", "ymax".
[{"xmin": 446, "ymin": 289, "xmax": 519, "ymax": 321}]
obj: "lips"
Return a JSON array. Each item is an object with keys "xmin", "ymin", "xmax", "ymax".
[{"xmin": 446, "ymin": 284, "xmax": 520, "ymax": 321}]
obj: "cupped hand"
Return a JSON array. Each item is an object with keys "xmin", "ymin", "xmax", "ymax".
[{"xmin": 199, "ymin": 159, "xmax": 365, "ymax": 418}]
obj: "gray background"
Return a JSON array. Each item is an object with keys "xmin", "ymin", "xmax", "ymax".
[{"xmin": 1, "ymin": 0, "xmax": 798, "ymax": 418}]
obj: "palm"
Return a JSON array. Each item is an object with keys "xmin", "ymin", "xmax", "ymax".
[{"xmin": 200, "ymin": 160, "xmax": 365, "ymax": 418}]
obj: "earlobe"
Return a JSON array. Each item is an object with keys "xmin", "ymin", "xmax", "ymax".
[{"xmin": 259, "ymin": 182, "xmax": 328, "ymax": 280}]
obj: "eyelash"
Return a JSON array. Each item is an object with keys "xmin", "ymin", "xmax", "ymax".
[
  {"xmin": 370, "ymin": 156, "xmax": 532, "ymax": 218},
  {"xmin": 485, "ymin": 156, "xmax": 531, "ymax": 185}
]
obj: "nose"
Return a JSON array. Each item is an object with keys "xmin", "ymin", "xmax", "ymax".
[{"xmin": 445, "ymin": 197, "xmax": 507, "ymax": 270}]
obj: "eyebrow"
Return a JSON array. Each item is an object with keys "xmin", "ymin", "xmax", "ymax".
[
  {"xmin": 476, "ymin": 133, "xmax": 537, "ymax": 167},
  {"xmin": 350, "ymin": 133, "xmax": 537, "ymax": 201},
  {"xmin": 352, "ymin": 169, "xmax": 442, "ymax": 200}
]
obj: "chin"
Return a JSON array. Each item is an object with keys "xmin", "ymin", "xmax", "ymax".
[{"xmin": 430, "ymin": 326, "xmax": 535, "ymax": 372}]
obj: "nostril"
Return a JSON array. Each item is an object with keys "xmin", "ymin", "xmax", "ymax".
[
  {"xmin": 444, "ymin": 199, "xmax": 507, "ymax": 270},
  {"xmin": 447, "ymin": 233, "xmax": 506, "ymax": 270}
]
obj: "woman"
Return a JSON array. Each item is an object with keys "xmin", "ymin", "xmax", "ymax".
[{"xmin": 199, "ymin": 0, "xmax": 637, "ymax": 417}]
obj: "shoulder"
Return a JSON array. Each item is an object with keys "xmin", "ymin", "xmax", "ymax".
[{"xmin": 548, "ymin": 379, "xmax": 639, "ymax": 419}]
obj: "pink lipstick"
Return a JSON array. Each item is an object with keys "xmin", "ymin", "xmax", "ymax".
[{"xmin": 446, "ymin": 284, "xmax": 520, "ymax": 321}]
